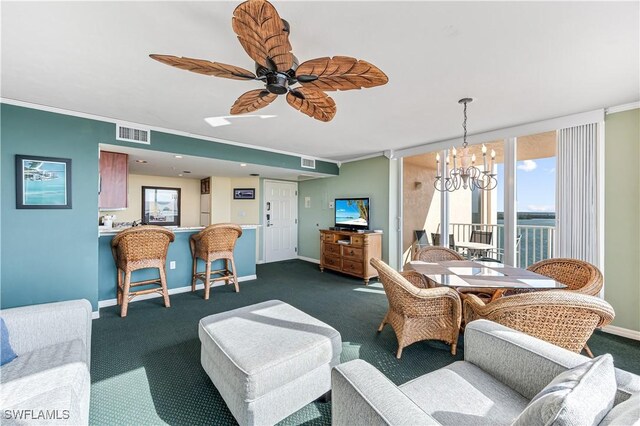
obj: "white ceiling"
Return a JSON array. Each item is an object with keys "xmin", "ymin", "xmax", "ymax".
[{"xmin": 2, "ymin": 1, "xmax": 638, "ymax": 161}]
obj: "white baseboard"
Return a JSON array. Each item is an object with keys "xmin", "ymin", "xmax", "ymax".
[
  {"xmin": 297, "ymin": 256, "xmax": 320, "ymax": 264},
  {"xmin": 96, "ymin": 274, "xmax": 257, "ymax": 310},
  {"xmin": 602, "ymin": 325, "xmax": 640, "ymax": 341},
  {"xmin": 92, "ymin": 311, "xmax": 100, "ymax": 319},
  {"xmin": 256, "ymin": 259, "xmax": 265, "ymax": 264}
]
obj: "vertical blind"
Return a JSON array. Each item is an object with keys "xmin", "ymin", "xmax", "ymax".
[{"xmin": 556, "ymin": 123, "xmax": 599, "ymax": 265}]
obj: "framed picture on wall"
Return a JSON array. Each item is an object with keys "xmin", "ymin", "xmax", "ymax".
[
  {"xmin": 142, "ymin": 186, "xmax": 181, "ymax": 226},
  {"xmin": 233, "ymin": 188, "xmax": 255, "ymax": 200},
  {"xmin": 15, "ymin": 155, "xmax": 72, "ymax": 209}
]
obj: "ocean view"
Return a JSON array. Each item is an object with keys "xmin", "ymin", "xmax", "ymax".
[{"xmin": 497, "ymin": 214, "xmax": 556, "ymax": 267}]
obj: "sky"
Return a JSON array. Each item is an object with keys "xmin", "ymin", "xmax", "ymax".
[{"xmin": 497, "ymin": 157, "xmax": 556, "ymax": 213}]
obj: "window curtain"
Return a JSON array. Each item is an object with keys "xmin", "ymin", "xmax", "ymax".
[{"xmin": 555, "ymin": 123, "xmax": 599, "ymax": 264}]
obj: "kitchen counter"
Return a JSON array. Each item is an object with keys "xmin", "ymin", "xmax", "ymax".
[
  {"xmin": 99, "ymin": 224, "xmax": 260, "ymax": 236},
  {"xmin": 98, "ymin": 226, "xmax": 257, "ymax": 306}
]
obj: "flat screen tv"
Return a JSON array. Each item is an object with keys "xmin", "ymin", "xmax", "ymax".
[{"xmin": 335, "ymin": 198, "xmax": 370, "ymax": 231}]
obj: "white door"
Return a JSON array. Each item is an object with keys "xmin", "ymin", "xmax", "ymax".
[{"xmin": 264, "ymin": 180, "xmax": 298, "ymax": 262}]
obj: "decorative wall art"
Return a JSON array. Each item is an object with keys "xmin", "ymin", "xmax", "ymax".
[{"xmin": 15, "ymin": 155, "xmax": 72, "ymax": 209}]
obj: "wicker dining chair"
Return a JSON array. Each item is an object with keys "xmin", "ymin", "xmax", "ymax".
[
  {"xmin": 527, "ymin": 258, "xmax": 603, "ymax": 296},
  {"xmin": 370, "ymin": 258, "xmax": 462, "ymax": 359},
  {"xmin": 463, "ymin": 291, "xmax": 614, "ymax": 354},
  {"xmin": 190, "ymin": 223, "xmax": 243, "ymax": 300},
  {"xmin": 414, "ymin": 246, "xmax": 464, "ymax": 262},
  {"xmin": 111, "ymin": 225, "xmax": 175, "ymax": 317}
]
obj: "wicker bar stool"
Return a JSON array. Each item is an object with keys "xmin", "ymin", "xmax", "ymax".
[
  {"xmin": 190, "ymin": 223, "xmax": 243, "ymax": 300},
  {"xmin": 111, "ymin": 226, "xmax": 175, "ymax": 318}
]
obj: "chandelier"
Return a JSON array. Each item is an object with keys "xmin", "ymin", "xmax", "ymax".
[{"xmin": 434, "ymin": 98, "xmax": 497, "ymax": 192}]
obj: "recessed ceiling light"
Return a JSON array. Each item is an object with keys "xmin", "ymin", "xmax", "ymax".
[
  {"xmin": 240, "ymin": 163, "xmax": 247, "ymax": 167},
  {"xmin": 175, "ymin": 155, "xmax": 183, "ymax": 159},
  {"xmin": 204, "ymin": 115, "xmax": 277, "ymax": 128},
  {"xmin": 136, "ymin": 159, "xmax": 148, "ymax": 163},
  {"xmin": 178, "ymin": 174, "xmax": 183, "ymax": 177}
]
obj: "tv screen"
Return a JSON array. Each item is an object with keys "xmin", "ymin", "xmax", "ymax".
[{"xmin": 335, "ymin": 198, "xmax": 370, "ymax": 230}]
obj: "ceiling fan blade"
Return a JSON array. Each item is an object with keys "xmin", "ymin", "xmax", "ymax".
[
  {"xmin": 230, "ymin": 89, "xmax": 278, "ymax": 115},
  {"xmin": 286, "ymin": 87, "xmax": 336, "ymax": 122},
  {"xmin": 296, "ymin": 56, "xmax": 388, "ymax": 91},
  {"xmin": 149, "ymin": 54, "xmax": 256, "ymax": 80},
  {"xmin": 232, "ymin": 0, "xmax": 293, "ymax": 72}
]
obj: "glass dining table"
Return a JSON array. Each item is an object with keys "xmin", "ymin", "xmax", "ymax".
[{"xmin": 405, "ymin": 259, "xmax": 566, "ymax": 300}]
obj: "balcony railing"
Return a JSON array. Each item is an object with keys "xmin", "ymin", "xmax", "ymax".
[{"xmin": 447, "ymin": 223, "xmax": 556, "ymax": 269}]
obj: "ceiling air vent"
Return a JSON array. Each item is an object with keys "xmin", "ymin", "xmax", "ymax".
[
  {"xmin": 116, "ymin": 123, "xmax": 150, "ymax": 144},
  {"xmin": 301, "ymin": 157, "xmax": 316, "ymax": 169}
]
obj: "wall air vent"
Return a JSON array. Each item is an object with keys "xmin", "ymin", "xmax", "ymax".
[
  {"xmin": 301, "ymin": 157, "xmax": 316, "ymax": 169},
  {"xmin": 116, "ymin": 123, "xmax": 150, "ymax": 144}
]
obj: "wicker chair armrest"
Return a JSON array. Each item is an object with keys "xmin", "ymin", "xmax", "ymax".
[
  {"xmin": 400, "ymin": 271, "xmax": 431, "ymax": 289},
  {"xmin": 462, "ymin": 293, "xmax": 487, "ymax": 324},
  {"xmin": 472, "ymin": 291, "xmax": 615, "ymax": 328},
  {"xmin": 400, "ymin": 286, "xmax": 462, "ymax": 325}
]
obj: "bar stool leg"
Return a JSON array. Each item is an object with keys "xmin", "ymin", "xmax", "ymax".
[
  {"xmin": 159, "ymin": 266, "xmax": 170, "ymax": 308},
  {"xmin": 116, "ymin": 269, "xmax": 123, "ymax": 306},
  {"xmin": 204, "ymin": 261, "xmax": 212, "ymax": 300},
  {"xmin": 230, "ymin": 257, "xmax": 240, "ymax": 293},
  {"xmin": 224, "ymin": 259, "xmax": 230, "ymax": 286},
  {"xmin": 191, "ymin": 256, "xmax": 197, "ymax": 292},
  {"xmin": 121, "ymin": 272, "xmax": 131, "ymax": 318}
]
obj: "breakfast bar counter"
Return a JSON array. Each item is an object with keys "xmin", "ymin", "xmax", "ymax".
[{"xmin": 98, "ymin": 225, "xmax": 258, "ymax": 305}]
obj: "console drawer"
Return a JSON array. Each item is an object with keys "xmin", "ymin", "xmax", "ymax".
[
  {"xmin": 323, "ymin": 255, "xmax": 341, "ymax": 269},
  {"xmin": 324, "ymin": 243, "xmax": 341, "ymax": 256},
  {"xmin": 351, "ymin": 236, "xmax": 364, "ymax": 246},
  {"xmin": 342, "ymin": 246, "xmax": 363, "ymax": 260},
  {"xmin": 342, "ymin": 259, "xmax": 364, "ymax": 275}
]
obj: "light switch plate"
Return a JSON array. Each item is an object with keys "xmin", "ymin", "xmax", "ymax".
[
  {"xmin": 304, "ymin": 197, "xmax": 311, "ymax": 208},
  {"xmin": 169, "ymin": 261, "xmax": 176, "ymax": 270}
]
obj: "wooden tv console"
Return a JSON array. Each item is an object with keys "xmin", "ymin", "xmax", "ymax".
[{"xmin": 319, "ymin": 229, "xmax": 382, "ymax": 285}]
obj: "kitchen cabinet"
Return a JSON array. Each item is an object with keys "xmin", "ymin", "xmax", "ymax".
[{"xmin": 99, "ymin": 151, "xmax": 128, "ymax": 210}]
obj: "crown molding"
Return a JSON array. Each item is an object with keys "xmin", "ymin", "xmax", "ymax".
[{"xmin": 606, "ymin": 101, "xmax": 639, "ymax": 115}]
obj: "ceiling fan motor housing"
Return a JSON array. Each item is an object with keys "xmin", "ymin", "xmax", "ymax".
[{"xmin": 266, "ymin": 73, "xmax": 290, "ymax": 95}]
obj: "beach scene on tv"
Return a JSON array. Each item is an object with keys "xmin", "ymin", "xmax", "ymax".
[{"xmin": 336, "ymin": 199, "xmax": 369, "ymax": 227}]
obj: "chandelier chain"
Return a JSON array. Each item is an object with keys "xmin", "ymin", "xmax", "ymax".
[{"xmin": 462, "ymin": 101, "xmax": 468, "ymax": 149}]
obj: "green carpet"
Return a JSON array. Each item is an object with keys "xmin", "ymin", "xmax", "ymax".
[{"xmin": 90, "ymin": 260, "xmax": 640, "ymax": 425}]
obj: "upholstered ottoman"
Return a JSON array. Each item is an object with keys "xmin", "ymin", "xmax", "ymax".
[{"xmin": 198, "ymin": 300, "xmax": 342, "ymax": 426}]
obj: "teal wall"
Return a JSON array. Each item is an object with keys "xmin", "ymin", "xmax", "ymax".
[
  {"xmin": 98, "ymin": 229, "xmax": 256, "ymax": 301},
  {"xmin": 298, "ymin": 156, "xmax": 394, "ymax": 264},
  {"xmin": 604, "ymin": 109, "xmax": 640, "ymax": 332},
  {"xmin": 1, "ymin": 104, "xmax": 106, "ymax": 309},
  {"xmin": 1, "ymin": 103, "xmax": 336, "ymax": 311}
]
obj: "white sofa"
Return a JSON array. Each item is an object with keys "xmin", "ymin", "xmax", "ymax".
[
  {"xmin": 332, "ymin": 320, "xmax": 640, "ymax": 425},
  {"xmin": 0, "ymin": 300, "xmax": 92, "ymax": 425}
]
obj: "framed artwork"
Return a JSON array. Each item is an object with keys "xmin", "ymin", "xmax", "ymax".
[
  {"xmin": 233, "ymin": 188, "xmax": 255, "ymax": 200},
  {"xmin": 142, "ymin": 186, "xmax": 181, "ymax": 226},
  {"xmin": 15, "ymin": 155, "xmax": 72, "ymax": 209}
]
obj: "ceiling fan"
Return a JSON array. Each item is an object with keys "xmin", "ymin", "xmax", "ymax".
[{"xmin": 150, "ymin": 0, "xmax": 388, "ymax": 122}]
